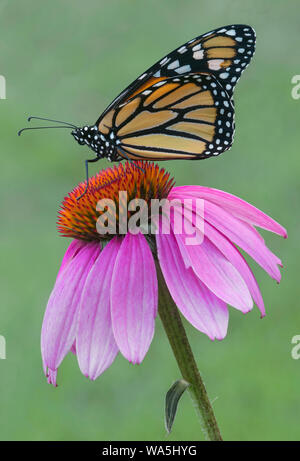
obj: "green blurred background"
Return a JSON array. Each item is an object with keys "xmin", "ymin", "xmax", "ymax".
[{"xmin": 0, "ymin": 0, "xmax": 299, "ymax": 441}]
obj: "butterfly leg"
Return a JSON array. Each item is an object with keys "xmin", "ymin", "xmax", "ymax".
[
  {"xmin": 118, "ymin": 147, "xmax": 145, "ymax": 173},
  {"xmin": 76, "ymin": 157, "xmax": 100, "ymax": 200}
]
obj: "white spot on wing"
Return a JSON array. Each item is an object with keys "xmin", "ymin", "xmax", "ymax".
[
  {"xmin": 208, "ymin": 59, "xmax": 224, "ymax": 70},
  {"xmin": 167, "ymin": 60, "xmax": 180, "ymax": 69},
  {"xmin": 175, "ymin": 65, "xmax": 191, "ymax": 74},
  {"xmin": 226, "ymin": 29, "xmax": 236, "ymax": 36},
  {"xmin": 219, "ymin": 72, "xmax": 229, "ymax": 79},
  {"xmin": 178, "ymin": 46, "xmax": 187, "ymax": 54},
  {"xmin": 192, "ymin": 44, "xmax": 201, "ymax": 51},
  {"xmin": 193, "ymin": 50, "xmax": 204, "ymax": 60},
  {"xmin": 160, "ymin": 57, "xmax": 169, "ymax": 65}
]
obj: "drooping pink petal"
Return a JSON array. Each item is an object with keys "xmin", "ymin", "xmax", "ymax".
[
  {"xmin": 111, "ymin": 232, "xmax": 158, "ymax": 364},
  {"xmin": 76, "ymin": 238, "xmax": 120, "ymax": 380},
  {"xmin": 203, "ymin": 219, "xmax": 265, "ymax": 317},
  {"xmin": 41, "ymin": 242, "xmax": 101, "ymax": 381},
  {"xmin": 169, "ymin": 186, "xmax": 287, "ymax": 238},
  {"xmin": 171, "ymin": 205, "xmax": 265, "ymax": 315},
  {"xmin": 57, "ymin": 239, "xmax": 86, "ymax": 280},
  {"xmin": 47, "ymin": 369, "xmax": 57, "ymax": 387},
  {"xmin": 70, "ymin": 341, "xmax": 76, "ymax": 355},
  {"xmin": 157, "ymin": 229, "xmax": 228, "ymax": 340},
  {"xmin": 172, "ymin": 214, "xmax": 253, "ymax": 313},
  {"xmin": 177, "ymin": 198, "xmax": 282, "ymax": 282}
]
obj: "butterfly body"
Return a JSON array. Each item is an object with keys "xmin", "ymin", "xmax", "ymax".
[
  {"xmin": 19, "ymin": 24, "xmax": 256, "ymax": 198},
  {"xmin": 72, "ymin": 72, "xmax": 235, "ymax": 162},
  {"xmin": 72, "ymin": 125, "xmax": 121, "ymax": 162}
]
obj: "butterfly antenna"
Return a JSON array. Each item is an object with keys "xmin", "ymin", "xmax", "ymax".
[
  {"xmin": 27, "ymin": 116, "xmax": 77, "ymax": 128},
  {"xmin": 18, "ymin": 126, "xmax": 74, "ymax": 136}
]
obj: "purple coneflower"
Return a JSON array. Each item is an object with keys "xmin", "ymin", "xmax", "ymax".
[
  {"xmin": 41, "ymin": 161, "xmax": 286, "ymax": 439},
  {"xmin": 42, "ymin": 161, "xmax": 286, "ymax": 386}
]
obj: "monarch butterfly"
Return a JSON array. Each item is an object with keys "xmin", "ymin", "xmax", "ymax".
[{"xmin": 19, "ymin": 24, "xmax": 255, "ymax": 198}]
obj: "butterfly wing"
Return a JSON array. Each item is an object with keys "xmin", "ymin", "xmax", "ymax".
[
  {"xmin": 98, "ymin": 23, "xmax": 255, "ymax": 126},
  {"xmin": 102, "ymin": 74, "xmax": 234, "ymax": 161}
]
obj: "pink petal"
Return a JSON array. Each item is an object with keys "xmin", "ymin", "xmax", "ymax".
[
  {"xmin": 156, "ymin": 230, "xmax": 228, "ymax": 340},
  {"xmin": 172, "ymin": 212, "xmax": 253, "ymax": 313},
  {"xmin": 47, "ymin": 369, "xmax": 57, "ymax": 387},
  {"xmin": 70, "ymin": 341, "xmax": 76, "ymax": 355},
  {"xmin": 198, "ymin": 200, "xmax": 282, "ymax": 282},
  {"xmin": 41, "ymin": 242, "xmax": 101, "ymax": 381},
  {"xmin": 57, "ymin": 239, "xmax": 86, "ymax": 280},
  {"xmin": 169, "ymin": 186, "xmax": 287, "ymax": 238},
  {"xmin": 77, "ymin": 238, "xmax": 120, "ymax": 380},
  {"xmin": 170, "ymin": 205, "xmax": 264, "ymax": 315},
  {"xmin": 111, "ymin": 232, "xmax": 158, "ymax": 364},
  {"xmin": 203, "ymin": 219, "xmax": 265, "ymax": 317}
]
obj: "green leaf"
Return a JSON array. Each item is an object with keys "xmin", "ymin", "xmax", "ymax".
[{"xmin": 165, "ymin": 379, "xmax": 190, "ymax": 434}]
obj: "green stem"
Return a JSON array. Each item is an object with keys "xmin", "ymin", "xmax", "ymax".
[{"xmin": 156, "ymin": 262, "xmax": 223, "ymax": 441}]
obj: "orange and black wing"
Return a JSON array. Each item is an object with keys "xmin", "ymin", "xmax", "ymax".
[
  {"xmin": 100, "ymin": 74, "xmax": 234, "ymax": 161},
  {"xmin": 98, "ymin": 23, "xmax": 255, "ymax": 124}
]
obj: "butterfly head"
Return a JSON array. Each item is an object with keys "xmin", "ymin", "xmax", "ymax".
[{"xmin": 71, "ymin": 125, "xmax": 99, "ymax": 147}]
